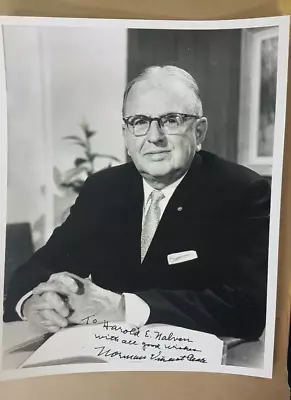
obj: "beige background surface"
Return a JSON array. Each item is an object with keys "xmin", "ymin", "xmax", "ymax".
[{"xmin": 0, "ymin": 0, "xmax": 291, "ymax": 399}]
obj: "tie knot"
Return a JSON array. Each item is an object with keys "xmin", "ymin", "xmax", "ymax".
[{"xmin": 150, "ymin": 190, "xmax": 165, "ymax": 204}]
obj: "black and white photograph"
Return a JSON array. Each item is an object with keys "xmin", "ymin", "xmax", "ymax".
[{"xmin": 0, "ymin": 16, "xmax": 289, "ymax": 380}]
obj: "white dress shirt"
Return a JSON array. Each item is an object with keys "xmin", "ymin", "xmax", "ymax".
[{"xmin": 16, "ymin": 174, "xmax": 186, "ymax": 327}]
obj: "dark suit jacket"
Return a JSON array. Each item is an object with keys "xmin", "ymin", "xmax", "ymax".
[{"xmin": 4, "ymin": 151, "xmax": 271, "ymax": 340}]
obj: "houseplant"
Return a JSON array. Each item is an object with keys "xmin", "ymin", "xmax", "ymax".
[
  {"xmin": 59, "ymin": 122, "xmax": 121, "ymax": 193},
  {"xmin": 54, "ymin": 122, "xmax": 121, "ymax": 224}
]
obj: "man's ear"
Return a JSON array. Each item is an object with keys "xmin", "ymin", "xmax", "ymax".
[
  {"xmin": 195, "ymin": 117, "xmax": 208, "ymax": 151},
  {"xmin": 122, "ymin": 123, "xmax": 126, "ymax": 138},
  {"xmin": 122, "ymin": 125, "xmax": 131, "ymax": 156}
]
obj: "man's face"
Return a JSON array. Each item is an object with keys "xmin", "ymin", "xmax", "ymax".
[{"xmin": 123, "ymin": 77, "xmax": 207, "ymax": 184}]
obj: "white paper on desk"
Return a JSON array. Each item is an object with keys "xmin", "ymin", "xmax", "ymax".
[{"xmin": 21, "ymin": 322, "xmax": 224, "ymax": 368}]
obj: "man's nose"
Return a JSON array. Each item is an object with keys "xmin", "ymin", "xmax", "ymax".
[{"xmin": 146, "ymin": 120, "xmax": 164, "ymax": 143}]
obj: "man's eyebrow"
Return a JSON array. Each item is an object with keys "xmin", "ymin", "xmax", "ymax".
[{"xmin": 132, "ymin": 112, "xmax": 185, "ymax": 117}]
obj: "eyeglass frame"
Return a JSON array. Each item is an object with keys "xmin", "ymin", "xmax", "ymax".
[{"xmin": 122, "ymin": 113, "xmax": 202, "ymax": 137}]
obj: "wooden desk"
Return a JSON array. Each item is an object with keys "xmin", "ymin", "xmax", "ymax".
[{"xmin": 2, "ymin": 322, "xmax": 264, "ymax": 370}]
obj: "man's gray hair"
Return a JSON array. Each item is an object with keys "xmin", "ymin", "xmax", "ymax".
[{"xmin": 122, "ymin": 65, "xmax": 203, "ymax": 116}]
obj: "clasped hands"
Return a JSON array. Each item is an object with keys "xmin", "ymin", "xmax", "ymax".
[{"xmin": 23, "ymin": 272, "xmax": 125, "ymax": 333}]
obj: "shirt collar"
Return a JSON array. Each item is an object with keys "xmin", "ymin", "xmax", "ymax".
[{"xmin": 142, "ymin": 173, "xmax": 186, "ymax": 206}]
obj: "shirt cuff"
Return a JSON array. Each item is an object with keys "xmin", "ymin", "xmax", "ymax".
[
  {"xmin": 16, "ymin": 291, "xmax": 33, "ymax": 320},
  {"xmin": 123, "ymin": 293, "xmax": 150, "ymax": 327},
  {"xmin": 16, "ymin": 291, "xmax": 150, "ymax": 326}
]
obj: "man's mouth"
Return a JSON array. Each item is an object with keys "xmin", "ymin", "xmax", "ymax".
[
  {"xmin": 144, "ymin": 150, "xmax": 171, "ymax": 155},
  {"xmin": 144, "ymin": 150, "xmax": 171, "ymax": 160}
]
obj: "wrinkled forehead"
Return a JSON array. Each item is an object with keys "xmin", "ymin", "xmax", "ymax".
[{"xmin": 124, "ymin": 76, "xmax": 198, "ymax": 116}]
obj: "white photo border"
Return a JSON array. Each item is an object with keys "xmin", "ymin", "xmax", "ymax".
[{"xmin": 0, "ymin": 15, "xmax": 289, "ymax": 381}]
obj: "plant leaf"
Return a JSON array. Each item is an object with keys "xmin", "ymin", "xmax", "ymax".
[
  {"xmin": 63, "ymin": 136, "xmax": 87, "ymax": 148},
  {"xmin": 63, "ymin": 135, "xmax": 82, "ymax": 141},
  {"xmin": 74, "ymin": 158, "xmax": 88, "ymax": 167},
  {"xmin": 53, "ymin": 166, "xmax": 63, "ymax": 187},
  {"xmin": 62, "ymin": 166, "xmax": 88, "ymax": 182},
  {"xmin": 81, "ymin": 123, "xmax": 96, "ymax": 139},
  {"xmin": 61, "ymin": 180, "xmax": 85, "ymax": 193},
  {"xmin": 85, "ymin": 129, "xmax": 96, "ymax": 139},
  {"xmin": 84, "ymin": 150, "xmax": 91, "ymax": 159}
]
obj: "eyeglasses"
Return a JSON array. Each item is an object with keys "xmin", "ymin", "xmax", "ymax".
[{"xmin": 123, "ymin": 113, "xmax": 201, "ymax": 137}]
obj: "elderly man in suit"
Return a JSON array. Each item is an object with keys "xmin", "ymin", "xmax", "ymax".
[{"xmin": 4, "ymin": 65, "xmax": 270, "ymax": 340}]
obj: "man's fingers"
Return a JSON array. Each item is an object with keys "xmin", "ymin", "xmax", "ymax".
[
  {"xmin": 42, "ymin": 324, "xmax": 61, "ymax": 333},
  {"xmin": 30, "ymin": 298, "xmax": 53, "ymax": 311},
  {"xmin": 40, "ymin": 309, "xmax": 68, "ymax": 328},
  {"xmin": 47, "ymin": 326, "xmax": 61, "ymax": 333},
  {"xmin": 40, "ymin": 319, "xmax": 55, "ymax": 326},
  {"xmin": 49, "ymin": 273, "xmax": 80, "ymax": 293},
  {"xmin": 27, "ymin": 310, "xmax": 61, "ymax": 333},
  {"xmin": 22, "ymin": 295, "xmax": 68, "ymax": 333},
  {"xmin": 37, "ymin": 291, "xmax": 70, "ymax": 318},
  {"xmin": 33, "ymin": 281, "xmax": 75, "ymax": 297}
]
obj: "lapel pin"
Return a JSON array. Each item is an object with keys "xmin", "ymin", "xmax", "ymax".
[{"xmin": 177, "ymin": 206, "xmax": 183, "ymax": 212}]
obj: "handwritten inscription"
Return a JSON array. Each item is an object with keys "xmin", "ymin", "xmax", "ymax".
[
  {"xmin": 103, "ymin": 321, "xmax": 141, "ymax": 337},
  {"xmin": 142, "ymin": 342, "xmax": 161, "ymax": 351},
  {"xmin": 150, "ymin": 351, "xmax": 206, "ymax": 363},
  {"xmin": 89, "ymin": 321, "xmax": 212, "ymax": 364},
  {"xmin": 21, "ymin": 320, "xmax": 224, "ymax": 368},
  {"xmin": 164, "ymin": 344, "xmax": 201, "ymax": 352},
  {"xmin": 154, "ymin": 331, "xmax": 193, "ymax": 343},
  {"xmin": 95, "ymin": 346, "xmax": 147, "ymax": 361},
  {"xmin": 81, "ymin": 314, "xmax": 99, "ymax": 325},
  {"xmin": 94, "ymin": 334, "xmax": 119, "ymax": 342}
]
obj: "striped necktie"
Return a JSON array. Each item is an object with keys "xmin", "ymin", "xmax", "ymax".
[{"xmin": 141, "ymin": 190, "xmax": 165, "ymax": 263}]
